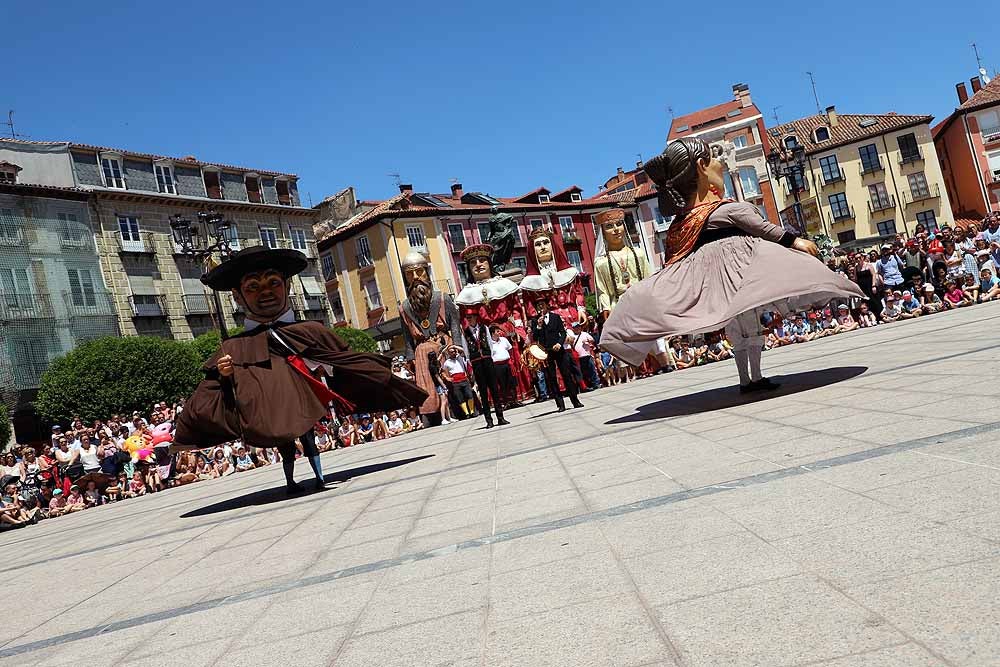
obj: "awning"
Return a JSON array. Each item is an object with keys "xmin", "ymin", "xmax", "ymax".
[
  {"xmin": 127, "ymin": 275, "xmax": 158, "ymax": 296},
  {"xmin": 181, "ymin": 277, "xmax": 205, "ymax": 295},
  {"xmin": 836, "ymin": 233, "xmax": 896, "ymax": 252},
  {"xmin": 300, "ymin": 275, "xmax": 323, "ymax": 295},
  {"xmin": 365, "ymin": 316, "xmax": 402, "ymax": 342}
]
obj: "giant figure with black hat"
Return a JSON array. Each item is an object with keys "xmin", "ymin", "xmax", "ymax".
[{"xmin": 173, "ymin": 246, "xmax": 426, "ymax": 493}]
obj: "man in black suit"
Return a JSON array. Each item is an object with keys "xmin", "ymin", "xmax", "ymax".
[
  {"xmin": 463, "ymin": 311, "xmax": 509, "ymax": 429},
  {"xmin": 530, "ymin": 296, "xmax": 584, "ymax": 413}
]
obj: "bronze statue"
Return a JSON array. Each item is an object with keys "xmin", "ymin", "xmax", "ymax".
[{"xmin": 486, "ymin": 207, "xmax": 516, "ymax": 273}]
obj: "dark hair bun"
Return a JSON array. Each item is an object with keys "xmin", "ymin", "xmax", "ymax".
[{"xmin": 643, "ymin": 138, "xmax": 711, "ymax": 216}]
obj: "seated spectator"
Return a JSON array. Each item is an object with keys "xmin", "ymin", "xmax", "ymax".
[
  {"xmin": 836, "ymin": 304, "xmax": 859, "ymax": 331},
  {"xmin": 127, "ymin": 471, "xmax": 147, "ymax": 497},
  {"xmin": 211, "ymin": 449, "xmax": 232, "ymax": 477},
  {"xmin": 921, "ymin": 284, "xmax": 945, "ymax": 313},
  {"xmin": 314, "ymin": 421, "xmax": 333, "ymax": 452},
  {"xmin": 77, "ymin": 436, "xmax": 102, "ymax": 474},
  {"xmin": 65, "ymin": 484, "xmax": 86, "ymax": 511},
  {"xmin": 234, "ymin": 444, "xmax": 256, "ymax": 473},
  {"xmin": 386, "ymin": 411, "xmax": 406, "ymax": 436},
  {"xmin": 768, "ymin": 317, "xmax": 795, "ymax": 346},
  {"xmin": 1, "ymin": 453, "xmax": 19, "ymax": 479},
  {"xmin": 83, "ymin": 480, "xmax": 102, "ymax": 507},
  {"xmin": 372, "ymin": 413, "xmax": 390, "ymax": 440},
  {"xmin": 356, "ymin": 416, "xmax": 375, "ymax": 443},
  {"xmin": 704, "ymin": 332, "xmax": 733, "ymax": 362},
  {"xmin": 963, "ymin": 273, "xmax": 980, "ymax": 303},
  {"xmin": 943, "ymin": 279, "xmax": 972, "ymax": 308},
  {"xmin": 881, "ymin": 295, "xmax": 903, "ymax": 323},
  {"xmin": 337, "ymin": 417, "xmax": 357, "ymax": 448},
  {"xmin": 790, "ymin": 315, "xmax": 814, "ymax": 342},
  {"xmin": 1, "ymin": 482, "xmax": 39, "ymax": 526},
  {"xmin": 405, "ymin": 408, "xmax": 424, "ymax": 431},
  {"xmin": 980, "ymin": 268, "xmax": 1000, "ymax": 301},
  {"xmin": 671, "ymin": 339, "xmax": 698, "ymax": 369},
  {"xmin": 899, "ymin": 291, "xmax": 923, "ymax": 319}
]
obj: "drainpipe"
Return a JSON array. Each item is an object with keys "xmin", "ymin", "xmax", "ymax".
[{"xmin": 880, "ymin": 134, "xmax": 907, "ymax": 237}]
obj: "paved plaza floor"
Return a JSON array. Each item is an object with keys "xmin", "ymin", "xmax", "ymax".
[{"xmin": 3, "ymin": 304, "xmax": 1000, "ymax": 666}]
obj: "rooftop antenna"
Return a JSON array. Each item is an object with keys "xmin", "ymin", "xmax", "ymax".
[
  {"xmin": 388, "ymin": 172, "xmax": 402, "ymax": 188},
  {"xmin": 667, "ymin": 106, "xmax": 674, "ymax": 119},
  {"xmin": 771, "ymin": 106, "xmax": 783, "ymax": 126},
  {"xmin": 4, "ymin": 111, "xmax": 22, "ymax": 139},
  {"xmin": 806, "ymin": 72, "xmax": 822, "ymax": 115},
  {"xmin": 636, "ymin": 152, "xmax": 643, "ymax": 164},
  {"xmin": 971, "ymin": 43, "xmax": 992, "ymax": 84}
]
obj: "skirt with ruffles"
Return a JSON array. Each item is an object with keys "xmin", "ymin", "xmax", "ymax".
[{"xmin": 599, "ymin": 235, "xmax": 866, "ymax": 365}]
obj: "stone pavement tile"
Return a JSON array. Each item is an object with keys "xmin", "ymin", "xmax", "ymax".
[
  {"xmin": 494, "ymin": 488, "xmax": 585, "ymax": 528},
  {"xmin": 655, "ymin": 575, "xmax": 904, "ymax": 667},
  {"xmin": 484, "ymin": 596, "xmax": 674, "ymax": 667},
  {"xmin": 427, "ymin": 475, "xmax": 497, "ymax": 501},
  {"xmin": 742, "ymin": 434, "xmax": 873, "ymax": 465},
  {"xmin": 669, "ymin": 457, "xmax": 783, "ymax": 489},
  {"xmin": 362, "ymin": 487, "xmax": 433, "ymax": 513},
  {"xmin": 400, "ymin": 522, "xmax": 491, "ymax": 555},
  {"xmin": 382, "ymin": 542, "xmax": 489, "ymax": 585},
  {"xmin": 865, "ymin": 469, "xmax": 1000, "ymax": 521},
  {"xmin": 570, "ymin": 461, "xmax": 664, "ymax": 492},
  {"xmin": 356, "ymin": 567, "xmax": 487, "ymax": 633},
  {"xmin": 716, "ymin": 484, "xmax": 897, "ymax": 541},
  {"xmin": 850, "ymin": 557, "xmax": 1000, "ymax": 665},
  {"xmin": 809, "ymin": 450, "xmax": 970, "ymax": 492},
  {"xmin": 773, "ymin": 512, "xmax": 998, "ymax": 588},
  {"xmin": 332, "ymin": 609, "xmax": 483, "ymax": 667},
  {"xmin": 308, "ymin": 534, "xmax": 405, "ymax": 574},
  {"xmin": 948, "ymin": 508, "xmax": 1000, "ymax": 542},
  {"xmin": 128, "ymin": 596, "xmax": 271, "ymax": 657},
  {"xmin": 488, "ymin": 552, "xmax": 633, "ymax": 620},
  {"xmin": 625, "ymin": 531, "xmax": 802, "ymax": 606},
  {"xmin": 924, "ymin": 438, "xmax": 1000, "ymax": 475},
  {"xmin": 335, "ymin": 517, "xmax": 415, "ymax": 546},
  {"xmin": 119, "ymin": 638, "xmax": 233, "ymax": 667},
  {"xmin": 410, "ymin": 505, "xmax": 494, "ymax": 537},
  {"xmin": 769, "ymin": 405, "xmax": 864, "ymax": 427},
  {"xmin": 422, "ymin": 489, "xmax": 494, "ymax": 517},
  {"xmin": 812, "ymin": 643, "xmax": 947, "ymax": 666},
  {"xmin": 490, "ymin": 523, "xmax": 611, "ymax": 574},
  {"xmin": 42, "ymin": 617, "xmax": 176, "ymax": 667},
  {"xmin": 222, "ymin": 626, "xmax": 349, "ymax": 667},
  {"xmin": 599, "ymin": 503, "xmax": 745, "ymax": 558},
  {"xmin": 845, "ymin": 417, "xmax": 981, "ymax": 445},
  {"xmin": 580, "ymin": 476, "xmax": 684, "ymax": 512}
]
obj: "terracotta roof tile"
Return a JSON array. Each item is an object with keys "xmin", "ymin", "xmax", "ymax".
[
  {"xmin": 959, "ymin": 78, "xmax": 1000, "ymax": 111},
  {"xmin": 669, "ymin": 100, "xmax": 761, "ymax": 140},
  {"xmin": 766, "ymin": 113, "xmax": 933, "ymax": 155}
]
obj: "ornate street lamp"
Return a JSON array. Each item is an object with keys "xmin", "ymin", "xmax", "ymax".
[
  {"xmin": 169, "ymin": 210, "xmax": 237, "ymax": 339},
  {"xmin": 767, "ymin": 143, "xmax": 809, "ymax": 234}
]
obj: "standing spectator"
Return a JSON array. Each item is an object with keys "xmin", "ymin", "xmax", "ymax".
[
  {"xmin": 1, "ymin": 453, "xmax": 19, "ymax": 479},
  {"xmin": 441, "ymin": 346, "xmax": 476, "ymax": 419},
  {"xmin": 853, "ymin": 253, "xmax": 881, "ymax": 316},
  {"xmin": 570, "ymin": 322, "xmax": 601, "ymax": 391},
  {"xmin": 875, "ymin": 244, "xmax": 907, "ymax": 294},
  {"xmin": 427, "ymin": 346, "xmax": 455, "ymax": 425}
]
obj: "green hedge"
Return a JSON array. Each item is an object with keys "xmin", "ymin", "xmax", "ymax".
[
  {"xmin": 332, "ymin": 326, "xmax": 378, "ymax": 353},
  {"xmin": 0, "ymin": 403, "xmax": 10, "ymax": 451}
]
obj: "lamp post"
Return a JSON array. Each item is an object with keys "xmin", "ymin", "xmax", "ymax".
[
  {"xmin": 169, "ymin": 210, "xmax": 236, "ymax": 339},
  {"xmin": 767, "ymin": 144, "xmax": 809, "ymax": 235}
]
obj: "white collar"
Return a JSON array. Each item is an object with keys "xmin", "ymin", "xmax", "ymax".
[{"xmin": 244, "ymin": 309, "xmax": 295, "ymax": 331}]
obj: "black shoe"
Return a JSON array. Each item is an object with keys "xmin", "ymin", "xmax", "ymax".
[
  {"xmin": 286, "ymin": 481, "xmax": 305, "ymax": 495},
  {"xmin": 557, "ymin": 407, "xmax": 566, "ymax": 413},
  {"xmin": 314, "ymin": 478, "xmax": 328, "ymax": 491},
  {"xmin": 754, "ymin": 378, "xmax": 781, "ymax": 391},
  {"xmin": 739, "ymin": 383, "xmax": 754, "ymax": 394},
  {"xmin": 485, "ymin": 421, "xmax": 495, "ymax": 429},
  {"xmin": 571, "ymin": 400, "xmax": 584, "ymax": 409},
  {"xmin": 497, "ymin": 419, "xmax": 510, "ymax": 426}
]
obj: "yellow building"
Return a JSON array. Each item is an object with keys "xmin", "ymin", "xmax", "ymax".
[
  {"xmin": 314, "ymin": 192, "xmax": 456, "ymax": 352},
  {"xmin": 768, "ymin": 107, "xmax": 955, "ymax": 246}
]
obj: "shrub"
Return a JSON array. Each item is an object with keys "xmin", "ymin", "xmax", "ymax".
[{"xmin": 332, "ymin": 326, "xmax": 378, "ymax": 353}]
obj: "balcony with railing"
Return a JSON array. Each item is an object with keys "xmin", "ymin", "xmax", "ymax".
[
  {"xmin": 899, "ymin": 147, "xmax": 923, "ymax": 166},
  {"xmin": 0, "ymin": 293, "xmax": 54, "ymax": 320},
  {"xmin": 292, "ymin": 293, "xmax": 328, "ymax": 313},
  {"xmin": 561, "ymin": 228, "xmax": 581, "ymax": 244},
  {"xmin": 182, "ymin": 293, "xmax": 212, "ymax": 315},
  {"xmin": 129, "ymin": 294, "xmax": 167, "ymax": 317},
  {"xmin": 859, "ymin": 159, "xmax": 884, "ymax": 177},
  {"xmin": 357, "ymin": 252, "xmax": 375, "ymax": 269},
  {"xmin": 0, "ymin": 224, "xmax": 26, "ymax": 247},
  {"xmin": 819, "ymin": 170, "xmax": 846, "ymax": 188},
  {"xmin": 117, "ymin": 232, "xmax": 156, "ymax": 254},
  {"xmin": 63, "ymin": 291, "xmax": 116, "ymax": 317},
  {"xmin": 868, "ymin": 194, "xmax": 897, "ymax": 214},
  {"xmin": 831, "ymin": 204, "xmax": 856, "ymax": 222},
  {"xmin": 981, "ymin": 125, "xmax": 1000, "ymax": 144},
  {"xmin": 902, "ymin": 182, "xmax": 941, "ymax": 206},
  {"xmin": 60, "ymin": 233, "xmax": 94, "ymax": 251}
]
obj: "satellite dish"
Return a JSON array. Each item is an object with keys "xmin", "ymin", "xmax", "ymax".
[{"xmin": 980, "ymin": 67, "xmax": 991, "ymax": 85}]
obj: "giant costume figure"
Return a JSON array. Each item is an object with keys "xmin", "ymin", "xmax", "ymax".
[
  {"xmin": 174, "ymin": 246, "xmax": 426, "ymax": 493},
  {"xmin": 593, "ymin": 208, "xmax": 651, "ymax": 318},
  {"xmin": 398, "ymin": 250, "xmax": 462, "ymax": 421},
  {"xmin": 520, "ymin": 226, "xmax": 586, "ymax": 328}
]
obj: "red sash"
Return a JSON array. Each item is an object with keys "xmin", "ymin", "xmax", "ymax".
[{"xmin": 286, "ymin": 354, "xmax": 355, "ymax": 414}]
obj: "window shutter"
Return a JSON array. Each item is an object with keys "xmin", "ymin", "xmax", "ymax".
[
  {"xmin": 182, "ymin": 278, "xmax": 204, "ymax": 295},
  {"xmin": 128, "ymin": 275, "xmax": 157, "ymax": 295},
  {"xmin": 299, "ymin": 276, "xmax": 322, "ymax": 295}
]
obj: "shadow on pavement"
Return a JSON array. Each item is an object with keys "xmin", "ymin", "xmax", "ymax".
[
  {"xmin": 180, "ymin": 455, "xmax": 434, "ymax": 518},
  {"xmin": 606, "ymin": 366, "xmax": 868, "ymax": 424}
]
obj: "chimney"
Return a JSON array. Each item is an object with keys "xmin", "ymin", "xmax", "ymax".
[
  {"xmin": 398, "ymin": 183, "xmax": 413, "ymax": 194},
  {"xmin": 450, "ymin": 182, "xmax": 463, "ymax": 198},
  {"xmin": 732, "ymin": 83, "xmax": 752, "ymax": 108},
  {"xmin": 956, "ymin": 82, "xmax": 969, "ymax": 104},
  {"xmin": 971, "ymin": 77, "xmax": 983, "ymax": 94},
  {"xmin": 616, "ymin": 167, "xmax": 624, "ymax": 176},
  {"xmin": 825, "ymin": 105, "xmax": 838, "ymax": 128}
]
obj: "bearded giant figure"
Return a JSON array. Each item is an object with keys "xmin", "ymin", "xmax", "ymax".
[
  {"xmin": 399, "ymin": 251, "xmax": 463, "ymax": 417},
  {"xmin": 520, "ymin": 226, "xmax": 586, "ymax": 328}
]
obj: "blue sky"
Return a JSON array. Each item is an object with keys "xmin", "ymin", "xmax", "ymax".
[{"xmin": 4, "ymin": 1, "xmax": 996, "ymax": 205}]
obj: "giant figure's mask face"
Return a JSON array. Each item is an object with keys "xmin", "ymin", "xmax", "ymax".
[
  {"xmin": 233, "ymin": 269, "xmax": 289, "ymax": 322},
  {"xmin": 470, "ymin": 256, "xmax": 493, "ymax": 281},
  {"xmin": 601, "ymin": 219, "xmax": 626, "ymax": 252},
  {"xmin": 404, "ymin": 264, "xmax": 430, "ymax": 289},
  {"xmin": 533, "ymin": 236, "xmax": 554, "ymax": 264}
]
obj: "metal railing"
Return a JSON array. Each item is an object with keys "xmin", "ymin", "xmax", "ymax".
[
  {"xmin": 831, "ymin": 204, "xmax": 855, "ymax": 222},
  {"xmin": 859, "ymin": 159, "xmax": 884, "ymax": 176},
  {"xmin": 60, "ymin": 234, "xmax": 93, "ymax": 251},
  {"xmin": 0, "ymin": 226, "xmax": 25, "ymax": 247},
  {"xmin": 292, "ymin": 293, "xmax": 328, "ymax": 312},
  {"xmin": 62, "ymin": 291, "xmax": 117, "ymax": 317},
  {"xmin": 129, "ymin": 294, "xmax": 167, "ymax": 317},
  {"xmin": 117, "ymin": 232, "xmax": 156, "ymax": 254},
  {"xmin": 899, "ymin": 147, "xmax": 923, "ymax": 166},
  {"xmin": 981, "ymin": 125, "xmax": 1000, "ymax": 144},
  {"xmin": 357, "ymin": 252, "xmax": 375, "ymax": 268},
  {"xmin": 868, "ymin": 194, "xmax": 896, "ymax": 213},
  {"xmin": 820, "ymin": 170, "xmax": 845, "ymax": 187},
  {"xmin": 0, "ymin": 293, "xmax": 54, "ymax": 320},
  {"xmin": 562, "ymin": 228, "xmax": 581, "ymax": 243},
  {"xmin": 902, "ymin": 182, "xmax": 941, "ymax": 206},
  {"xmin": 182, "ymin": 293, "xmax": 212, "ymax": 315}
]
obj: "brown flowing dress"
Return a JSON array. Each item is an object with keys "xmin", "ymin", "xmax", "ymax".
[
  {"xmin": 173, "ymin": 321, "xmax": 427, "ymax": 451},
  {"xmin": 600, "ymin": 202, "xmax": 865, "ymax": 366}
]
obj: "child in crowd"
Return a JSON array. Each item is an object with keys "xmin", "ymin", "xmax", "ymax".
[
  {"xmin": 963, "ymin": 274, "xmax": 980, "ymax": 304},
  {"xmin": 836, "ymin": 304, "xmax": 859, "ymax": 331},
  {"xmin": 857, "ymin": 302, "xmax": 878, "ymax": 327},
  {"xmin": 881, "ymin": 295, "xmax": 903, "ymax": 323},
  {"xmin": 980, "ymin": 268, "xmax": 1000, "ymax": 301},
  {"xmin": 899, "ymin": 291, "xmax": 923, "ymax": 319},
  {"xmin": 921, "ymin": 284, "xmax": 945, "ymax": 313},
  {"xmin": 943, "ymin": 279, "xmax": 972, "ymax": 308}
]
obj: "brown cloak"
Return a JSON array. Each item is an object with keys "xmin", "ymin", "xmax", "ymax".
[{"xmin": 173, "ymin": 321, "xmax": 427, "ymax": 450}]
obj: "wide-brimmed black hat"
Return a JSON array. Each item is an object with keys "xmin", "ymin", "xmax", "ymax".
[{"xmin": 202, "ymin": 246, "xmax": 308, "ymax": 290}]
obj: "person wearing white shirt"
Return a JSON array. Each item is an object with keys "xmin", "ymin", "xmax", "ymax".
[
  {"xmin": 489, "ymin": 325, "xmax": 518, "ymax": 408},
  {"xmin": 570, "ymin": 322, "xmax": 600, "ymax": 390}
]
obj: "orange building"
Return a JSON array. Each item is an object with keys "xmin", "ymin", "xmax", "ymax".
[{"xmin": 933, "ymin": 75, "xmax": 1000, "ymax": 219}]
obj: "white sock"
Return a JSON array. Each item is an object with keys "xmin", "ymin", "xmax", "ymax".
[
  {"xmin": 749, "ymin": 344, "xmax": 763, "ymax": 382},
  {"xmin": 734, "ymin": 349, "xmax": 751, "ymax": 386}
]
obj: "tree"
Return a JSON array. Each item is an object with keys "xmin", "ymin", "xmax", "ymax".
[
  {"xmin": 35, "ymin": 337, "xmax": 203, "ymax": 425},
  {"xmin": 188, "ymin": 327, "xmax": 244, "ymax": 363},
  {"xmin": 584, "ymin": 294, "xmax": 599, "ymax": 320},
  {"xmin": 0, "ymin": 403, "xmax": 11, "ymax": 451},
  {"xmin": 332, "ymin": 326, "xmax": 378, "ymax": 353}
]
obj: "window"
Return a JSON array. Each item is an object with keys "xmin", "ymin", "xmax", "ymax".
[
  {"xmin": 897, "ymin": 133, "xmax": 920, "ymax": 162},
  {"xmin": 818, "ymin": 155, "xmax": 841, "ymax": 183},
  {"xmin": 558, "ymin": 216, "xmax": 574, "ymax": 233},
  {"xmin": 203, "ymin": 170, "xmax": 222, "ymax": 199},
  {"xmin": 405, "ymin": 224, "xmax": 426, "ymax": 250},
  {"xmin": 828, "ymin": 193, "xmax": 851, "ymax": 220},
  {"xmin": 836, "ymin": 230, "xmax": 856, "ymax": 244},
  {"xmin": 731, "ymin": 135, "xmax": 748, "ymax": 148},
  {"xmin": 57, "ymin": 212, "xmax": 87, "ymax": 245},
  {"xmin": 784, "ymin": 136, "xmax": 799, "ymax": 149},
  {"xmin": 116, "ymin": 216, "xmax": 144, "ymax": 251},
  {"xmin": 907, "ymin": 172, "xmax": 930, "ymax": 198},
  {"xmin": 356, "ymin": 236, "xmax": 373, "ymax": 267},
  {"xmin": 330, "ymin": 292, "xmax": 345, "ymax": 322},
  {"xmin": 101, "ymin": 156, "xmax": 125, "ymax": 189},
  {"xmin": 289, "ymin": 228, "xmax": 308, "ymax": 251},
  {"xmin": 567, "ymin": 250, "xmax": 583, "ymax": 273},
  {"xmin": 814, "ymin": 127, "xmax": 830, "ymax": 142},
  {"xmin": 511, "ymin": 222, "xmax": 522, "ymax": 246},
  {"xmin": 0, "ymin": 169, "xmax": 16, "ymax": 184},
  {"xmin": 447, "ymin": 223, "xmax": 466, "ymax": 250},
  {"xmin": 511, "ymin": 256, "xmax": 527, "ymax": 272},
  {"xmin": 245, "ymin": 175, "xmax": 262, "ymax": 203},
  {"xmin": 785, "ymin": 169, "xmax": 806, "ymax": 194},
  {"xmin": 988, "ymin": 151, "xmax": 1000, "ymax": 181},
  {"xmin": 538, "ymin": 194, "xmax": 550, "ymax": 204},
  {"xmin": 67, "ymin": 268, "xmax": 97, "ymax": 308},
  {"xmin": 477, "ymin": 222, "xmax": 492, "ymax": 244},
  {"xmin": 916, "ymin": 210, "xmax": 938, "ymax": 231},
  {"xmin": 154, "ymin": 164, "xmax": 175, "ymax": 194},
  {"xmin": 723, "ymin": 171, "xmax": 736, "ymax": 199},
  {"xmin": 868, "ymin": 183, "xmax": 892, "ymax": 210},
  {"xmin": 259, "ymin": 227, "xmax": 279, "ymax": 249},
  {"xmin": 321, "ymin": 253, "xmax": 336, "ymax": 280},
  {"xmin": 275, "ymin": 180, "xmax": 291, "ymax": 206},
  {"xmin": 570, "ymin": 192, "xmax": 583, "ymax": 202},
  {"xmin": 456, "ymin": 261, "xmax": 468, "ymax": 286},
  {"xmin": 0, "ymin": 267, "xmax": 31, "ymax": 307},
  {"xmin": 363, "ymin": 279, "xmax": 381, "ymax": 309},
  {"xmin": 858, "ymin": 144, "xmax": 881, "ymax": 173},
  {"xmin": 738, "ymin": 167, "xmax": 761, "ymax": 197},
  {"xmin": 224, "ymin": 224, "xmax": 240, "ymax": 251},
  {"xmin": 876, "ymin": 220, "xmax": 897, "ymax": 236},
  {"xmin": 529, "ymin": 218, "xmax": 544, "ymax": 231}
]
